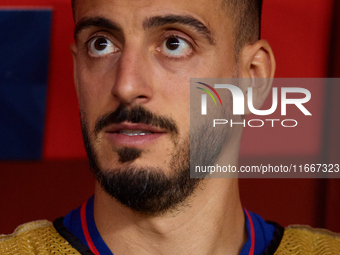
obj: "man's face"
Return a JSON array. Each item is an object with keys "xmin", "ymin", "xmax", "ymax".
[{"xmin": 73, "ymin": 0, "xmax": 237, "ymax": 214}]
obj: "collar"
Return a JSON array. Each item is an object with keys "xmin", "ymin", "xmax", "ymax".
[
  {"xmin": 63, "ymin": 196, "xmax": 113, "ymax": 255},
  {"xmin": 240, "ymin": 209, "xmax": 275, "ymax": 255},
  {"xmin": 62, "ymin": 196, "xmax": 276, "ymax": 255}
]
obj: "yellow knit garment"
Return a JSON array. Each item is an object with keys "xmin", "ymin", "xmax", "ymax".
[
  {"xmin": 274, "ymin": 225, "xmax": 340, "ymax": 254},
  {"xmin": 1, "ymin": 221, "xmax": 340, "ymax": 254},
  {"xmin": 0, "ymin": 220, "xmax": 80, "ymax": 255}
]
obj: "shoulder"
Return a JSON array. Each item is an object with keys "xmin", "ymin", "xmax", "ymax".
[
  {"xmin": 0, "ymin": 220, "xmax": 81, "ymax": 255},
  {"xmin": 274, "ymin": 225, "xmax": 340, "ymax": 254}
]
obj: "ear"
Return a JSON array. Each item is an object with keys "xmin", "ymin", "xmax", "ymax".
[
  {"xmin": 70, "ymin": 43, "xmax": 79, "ymax": 98},
  {"xmin": 238, "ymin": 40, "xmax": 276, "ymax": 115}
]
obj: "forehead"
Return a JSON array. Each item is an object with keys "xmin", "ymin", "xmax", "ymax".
[{"xmin": 74, "ymin": 0, "xmax": 231, "ymax": 34}]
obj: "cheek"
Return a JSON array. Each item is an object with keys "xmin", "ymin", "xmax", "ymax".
[
  {"xmin": 76, "ymin": 53, "xmax": 119, "ymax": 96},
  {"xmin": 155, "ymin": 54, "xmax": 236, "ymax": 137},
  {"xmin": 156, "ymin": 75, "xmax": 191, "ymax": 136},
  {"xmin": 76, "ymin": 59, "xmax": 117, "ymax": 130},
  {"xmin": 153, "ymin": 56, "xmax": 225, "ymax": 131}
]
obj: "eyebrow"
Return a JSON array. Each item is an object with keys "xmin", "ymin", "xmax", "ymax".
[
  {"xmin": 143, "ymin": 15, "xmax": 215, "ymax": 45},
  {"xmin": 74, "ymin": 17, "xmax": 122, "ymax": 40},
  {"xmin": 74, "ymin": 15, "xmax": 215, "ymax": 45}
]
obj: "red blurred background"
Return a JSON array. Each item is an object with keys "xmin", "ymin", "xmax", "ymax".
[{"xmin": 0, "ymin": 0, "xmax": 339, "ymax": 234}]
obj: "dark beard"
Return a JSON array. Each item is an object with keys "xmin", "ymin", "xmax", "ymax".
[
  {"xmin": 116, "ymin": 147, "xmax": 142, "ymax": 163},
  {"xmin": 80, "ymin": 104, "xmax": 228, "ymax": 216},
  {"xmin": 81, "ymin": 105, "xmax": 202, "ymax": 216}
]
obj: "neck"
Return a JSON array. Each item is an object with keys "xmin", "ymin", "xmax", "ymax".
[{"xmin": 94, "ymin": 177, "xmax": 246, "ymax": 255}]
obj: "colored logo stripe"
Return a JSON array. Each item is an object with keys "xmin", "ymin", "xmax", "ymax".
[
  {"xmin": 197, "ymin": 87, "xmax": 217, "ymax": 105},
  {"xmin": 197, "ymin": 82, "xmax": 223, "ymax": 106}
]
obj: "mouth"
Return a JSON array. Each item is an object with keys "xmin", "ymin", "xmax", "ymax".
[
  {"xmin": 104, "ymin": 123, "xmax": 166, "ymax": 147},
  {"xmin": 114, "ymin": 130, "xmax": 155, "ymax": 136}
]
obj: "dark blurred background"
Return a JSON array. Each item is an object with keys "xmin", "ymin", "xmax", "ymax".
[{"xmin": 0, "ymin": 0, "xmax": 339, "ymax": 234}]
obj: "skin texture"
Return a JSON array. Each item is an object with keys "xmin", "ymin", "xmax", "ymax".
[{"xmin": 71, "ymin": 0, "xmax": 275, "ymax": 254}]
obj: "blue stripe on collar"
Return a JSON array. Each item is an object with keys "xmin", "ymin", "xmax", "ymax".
[
  {"xmin": 63, "ymin": 204, "xmax": 87, "ymax": 246},
  {"xmin": 86, "ymin": 196, "xmax": 113, "ymax": 255},
  {"xmin": 63, "ymin": 196, "xmax": 113, "ymax": 255},
  {"xmin": 240, "ymin": 209, "xmax": 275, "ymax": 255}
]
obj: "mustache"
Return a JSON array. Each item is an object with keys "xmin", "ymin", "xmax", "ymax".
[{"xmin": 94, "ymin": 105, "xmax": 179, "ymax": 135}]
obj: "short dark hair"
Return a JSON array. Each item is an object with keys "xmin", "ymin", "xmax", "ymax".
[
  {"xmin": 223, "ymin": 0, "xmax": 263, "ymax": 56},
  {"xmin": 71, "ymin": 0, "xmax": 76, "ymax": 18},
  {"xmin": 71, "ymin": 0, "xmax": 262, "ymax": 56}
]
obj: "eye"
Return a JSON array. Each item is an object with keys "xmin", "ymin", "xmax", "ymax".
[
  {"xmin": 161, "ymin": 36, "xmax": 192, "ymax": 57},
  {"xmin": 88, "ymin": 37, "xmax": 118, "ymax": 56}
]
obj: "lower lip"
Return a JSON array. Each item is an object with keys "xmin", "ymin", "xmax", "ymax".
[{"xmin": 104, "ymin": 132, "xmax": 166, "ymax": 147}]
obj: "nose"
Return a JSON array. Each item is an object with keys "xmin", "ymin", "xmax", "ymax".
[{"xmin": 111, "ymin": 45, "xmax": 153, "ymax": 105}]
